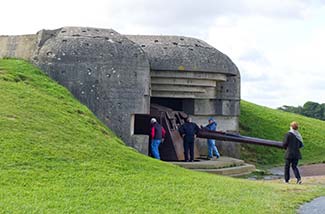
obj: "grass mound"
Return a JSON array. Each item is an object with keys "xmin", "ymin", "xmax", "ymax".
[
  {"xmin": 0, "ymin": 59, "xmax": 323, "ymax": 213},
  {"xmin": 240, "ymin": 100, "xmax": 325, "ymax": 166}
]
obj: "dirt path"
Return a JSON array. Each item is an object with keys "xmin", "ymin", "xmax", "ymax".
[
  {"xmin": 298, "ymin": 164, "xmax": 325, "ymax": 177},
  {"xmin": 268, "ymin": 163, "xmax": 325, "ymax": 177}
]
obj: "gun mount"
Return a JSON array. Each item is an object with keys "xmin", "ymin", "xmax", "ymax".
[{"xmin": 134, "ymin": 104, "xmax": 283, "ymax": 161}]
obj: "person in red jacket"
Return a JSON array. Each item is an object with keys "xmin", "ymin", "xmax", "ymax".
[{"xmin": 150, "ymin": 118, "xmax": 166, "ymax": 160}]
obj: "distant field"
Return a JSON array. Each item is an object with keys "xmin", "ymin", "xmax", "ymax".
[
  {"xmin": 0, "ymin": 59, "xmax": 324, "ymax": 213},
  {"xmin": 240, "ymin": 100, "xmax": 325, "ymax": 166}
]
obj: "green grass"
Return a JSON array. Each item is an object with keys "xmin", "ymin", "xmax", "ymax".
[
  {"xmin": 240, "ymin": 100, "xmax": 325, "ymax": 166},
  {"xmin": 0, "ymin": 59, "xmax": 324, "ymax": 213}
]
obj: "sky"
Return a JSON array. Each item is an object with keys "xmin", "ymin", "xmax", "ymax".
[{"xmin": 1, "ymin": 0, "xmax": 325, "ymax": 108}]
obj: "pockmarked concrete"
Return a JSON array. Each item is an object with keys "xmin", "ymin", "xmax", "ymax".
[{"xmin": 0, "ymin": 27, "xmax": 241, "ymax": 157}]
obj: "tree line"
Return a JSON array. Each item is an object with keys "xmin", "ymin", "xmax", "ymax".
[{"xmin": 278, "ymin": 101, "xmax": 325, "ymax": 121}]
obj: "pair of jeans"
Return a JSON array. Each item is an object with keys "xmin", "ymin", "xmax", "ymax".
[
  {"xmin": 183, "ymin": 141, "xmax": 194, "ymax": 161},
  {"xmin": 207, "ymin": 139, "xmax": 220, "ymax": 158},
  {"xmin": 284, "ymin": 158, "xmax": 301, "ymax": 182},
  {"xmin": 151, "ymin": 139, "xmax": 161, "ymax": 160}
]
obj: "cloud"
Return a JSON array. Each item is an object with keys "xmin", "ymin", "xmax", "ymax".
[
  {"xmin": 1, "ymin": 0, "xmax": 325, "ymax": 108},
  {"xmin": 205, "ymin": 3, "xmax": 325, "ymax": 108},
  {"xmin": 105, "ymin": 0, "xmax": 316, "ymax": 36},
  {"xmin": 238, "ymin": 49, "xmax": 271, "ymax": 66}
]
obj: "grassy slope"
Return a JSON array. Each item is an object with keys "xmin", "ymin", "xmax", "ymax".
[
  {"xmin": 240, "ymin": 100, "xmax": 325, "ymax": 166},
  {"xmin": 0, "ymin": 59, "xmax": 323, "ymax": 213}
]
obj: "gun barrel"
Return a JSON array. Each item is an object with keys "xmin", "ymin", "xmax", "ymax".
[{"xmin": 197, "ymin": 130, "xmax": 284, "ymax": 149}]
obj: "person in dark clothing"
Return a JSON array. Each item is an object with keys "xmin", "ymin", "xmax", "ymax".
[
  {"xmin": 178, "ymin": 117, "xmax": 200, "ymax": 162},
  {"xmin": 150, "ymin": 118, "xmax": 166, "ymax": 160},
  {"xmin": 283, "ymin": 121, "xmax": 304, "ymax": 184}
]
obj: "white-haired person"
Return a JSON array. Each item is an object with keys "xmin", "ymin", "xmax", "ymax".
[{"xmin": 150, "ymin": 118, "xmax": 166, "ymax": 160}]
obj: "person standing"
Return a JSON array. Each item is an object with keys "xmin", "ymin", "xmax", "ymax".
[
  {"xmin": 203, "ymin": 117, "xmax": 220, "ymax": 160},
  {"xmin": 178, "ymin": 117, "xmax": 200, "ymax": 162},
  {"xmin": 150, "ymin": 118, "xmax": 166, "ymax": 160},
  {"xmin": 283, "ymin": 121, "xmax": 304, "ymax": 184}
]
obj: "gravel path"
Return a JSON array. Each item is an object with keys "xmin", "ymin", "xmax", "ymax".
[{"xmin": 298, "ymin": 197, "xmax": 325, "ymax": 214}]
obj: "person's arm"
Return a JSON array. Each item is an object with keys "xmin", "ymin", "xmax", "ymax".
[
  {"xmin": 151, "ymin": 127, "xmax": 155, "ymax": 139},
  {"xmin": 203, "ymin": 123, "xmax": 210, "ymax": 130},
  {"xmin": 194, "ymin": 123, "xmax": 200, "ymax": 137},
  {"xmin": 178, "ymin": 125, "xmax": 185, "ymax": 138},
  {"xmin": 283, "ymin": 133, "xmax": 289, "ymax": 149},
  {"xmin": 209, "ymin": 123, "xmax": 216, "ymax": 131}
]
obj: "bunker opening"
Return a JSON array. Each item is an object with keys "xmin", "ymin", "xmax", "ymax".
[{"xmin": 133, "ymin": 103, "xmax": 283, "ymax": 162}]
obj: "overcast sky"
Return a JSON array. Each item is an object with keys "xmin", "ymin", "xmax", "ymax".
[{"xmin": 1, "ymin": 0, "xmax": 325, "ymax": 108}]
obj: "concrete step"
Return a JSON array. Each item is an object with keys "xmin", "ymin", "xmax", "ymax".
[
  {"xmin": 170, "ymin": 157, "xmax": 256, "ymax": 177},
  {"xmin": 193, "ymin": 164, "xmax": 256, "ymax": 177},
  {"xmin": 170, "ymin": 157, "xmax": 244, "ymax": 169}
]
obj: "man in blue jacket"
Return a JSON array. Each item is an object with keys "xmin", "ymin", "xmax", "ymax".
[{"xmin": 203, "ymin": 117, "xmax": 220, "ymax": 160}]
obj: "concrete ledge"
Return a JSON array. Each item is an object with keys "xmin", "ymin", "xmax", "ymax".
[
  {"xmin": 170, "ymin": 157, "xmax": 244, "ymax": 169},
  {"xmin": 170, "ymin": 157, "xmax": 255, "ymax": 177},
  {"xmin": 152, "ymin": 85, "xmax": 206, "ymax": 93},
  {"xmin": 152, "ymin": 88, "xmax": 217, "ymax": 99},
  {"xmin": 151, "ymin": 70, "xmax": 227, "ymax": 81},
  {"xmin": 151, "ymin": 78, "xmax": 217, "ymax": 87},
  {"xmin": 194, "ymin": 164, "xmax": 256, "ymax": 176}
]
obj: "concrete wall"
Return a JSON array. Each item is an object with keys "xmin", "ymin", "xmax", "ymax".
[
  {"xmin": 0, "ymin": 35, "xmax": 37, "ymax": 60},
  {"xmin": 32, "ymin": 27, "xmax": 151, "ymax": 153},
  {"xmin": 128, "ymin": 35, "xmax": 241, "ymax": 157},
  {"xmin": 0, "ymin": 27, "xmax": 242, "ymax": 157}
]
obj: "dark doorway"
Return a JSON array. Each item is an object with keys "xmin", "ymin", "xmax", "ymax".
[
  {"xmin": 151, "ymin": 97, "xmax": 183, "ymax": 111},
  {"xmin": 133, "ymin": 114, "xmax": 151, "ymax": 135}
]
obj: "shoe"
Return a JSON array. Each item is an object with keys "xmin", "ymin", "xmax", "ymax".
[
  {"xmin": 284, "ymin": 180, "xmax": 289, "ymax": 184},
  {"xmin": 216, "ymin": 155, "xmax": 220, "ymax": 159},
  {"xmin": 207, "ymin": 156, "xmax": 213, "ymax": 160},
  {"xmin": 297, "ymin": 179, "xmax": 302, "ymax": 184}
]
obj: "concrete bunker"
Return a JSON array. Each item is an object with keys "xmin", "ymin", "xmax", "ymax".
[
  {"xmin": 0, "ymin": 27, "xmax": 241, "ymax": 159},
  {"xmin": 127, "ymin": 35, "xmax": 241, "ymax": 158}
]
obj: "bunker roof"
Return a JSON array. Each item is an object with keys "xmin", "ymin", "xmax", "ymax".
[{"xmin": 127, "ymin": 35, "xmax": 238, "ymax": 76}]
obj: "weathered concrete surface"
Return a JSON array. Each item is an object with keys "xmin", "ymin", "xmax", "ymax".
[
  {"xmin": 0, "ymin": 27, "xmax": 242, "ymax": 157},
  {"xmin": 33, "ymin": 27, "xmax": 151, "ymax": 153},
  {"xmin": 0, "ymin": 35, "xmax": 38, "ymax": 60},
  {"xmin": 171, "ymin": 157, "xmax": 255, "ymax": 176},
  {"xmin": 128, "ymin": 35, "xmax": 241, "ymax": 112},
  {"xmin": 126, "ymin": 35, "xmax": 238, "ymax": 75},
  {"xmin": 128, "ymin": 35, "xmax": 241, "ymax": 157}
]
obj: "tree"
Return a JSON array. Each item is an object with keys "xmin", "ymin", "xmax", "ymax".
[
  {"xmin": 278, "ymin": 101, "xmax": 325, "ymax": 121},
  {"xmin": 302, "ymin": 101, "xmax": 323, "ymax": 120}
]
